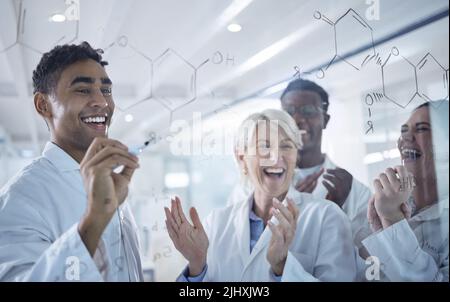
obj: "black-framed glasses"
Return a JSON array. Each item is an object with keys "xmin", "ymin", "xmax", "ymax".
[{"xmin": 283, "ymin": 104, "xmax": 324, "ymax": 118}]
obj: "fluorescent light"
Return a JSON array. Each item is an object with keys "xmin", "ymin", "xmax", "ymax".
[
  {"xmin": 227, "ymin": 23, "xmax": 242, "ymax": 32},
  {"xmin": 240, "ymin": 22, "xmax": 317, "ymax": 72},
  {"xmin": 219, "ymin": 0, "xmax": 253, "ymax": 24},
  {"xmin": 201, "ymin": 21, "xmax": 318, "ymax": 95},
  {"xmin": 165, "ymin": 172, "xmax": 190, "ymax": 189},
  {"xmin": 49, "ymin": 13, "xmax": 66, "ymax": 22},
  {"xmin": 124, "ymin": 114, "xmax": 134, "ymax": 122}
]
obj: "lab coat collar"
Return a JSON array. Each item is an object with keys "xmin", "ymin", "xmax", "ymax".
[
  {"xmin": 42, "ymin": 142, "xmax": 80, "ymax": 172},
  {"xmin": 233, "ymin": 195, "xmax": 251, "ymax": 266},
  {"xmin": 240, "ymin": 193, "xmax": 269, "ymax": 274}
]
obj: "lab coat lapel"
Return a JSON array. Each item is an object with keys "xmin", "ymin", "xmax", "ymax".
[
  {"xmin": 242, "ymin": 221, "xmax": 271, "ymax": 275},
  {"xmin": 120, "ymin": 206, "xmax": 144, "ymax": 281},
  {"xmin": 233, "ymin": 195, "xmax": 252, "ymax": 267}
]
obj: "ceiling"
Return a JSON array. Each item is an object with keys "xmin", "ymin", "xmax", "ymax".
[{"xmin": 0, "ymin": 0, "xmax": 448, "ymax": 154}]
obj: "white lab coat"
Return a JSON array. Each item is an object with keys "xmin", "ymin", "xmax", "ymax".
[
  {"xmin": 190, "ymin": 187, "xmax": 356, "ymax": 281},
  {"xmin": 227, "ymin": 155, "xmax": 372, "ymax": 241},
  {"xmin": 0, "ymin": 142, "xmax": 143, "ymax": 281},
  {"xmin": 358, "ymin": 198, "xmax": 449, "ymax": 281}
]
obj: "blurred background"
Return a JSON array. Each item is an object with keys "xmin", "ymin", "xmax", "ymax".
[{"xmin": 0, "ymin": 0, "xmax": 448, "ymax": 281}]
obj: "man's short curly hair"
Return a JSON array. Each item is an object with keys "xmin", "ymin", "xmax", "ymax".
[
  {"xmin": 280, "ymin": 78, "xmax": 330, "ymax": 113},
  {"xmin": 32, "ymin": 41, "xmax": 108, "ymax": 95}
]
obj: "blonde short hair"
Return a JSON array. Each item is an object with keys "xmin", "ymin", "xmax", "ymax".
[{"xmin": 234, "ymin": 108, "xmax": 303, "ymax": 155}]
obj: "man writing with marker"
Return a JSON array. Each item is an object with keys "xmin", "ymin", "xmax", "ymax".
[{"xmin": 0, "ymin": 42, "xmax": 142, "ymax": 281}]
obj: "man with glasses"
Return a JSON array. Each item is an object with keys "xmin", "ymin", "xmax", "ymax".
[{"xmin": 280, "ymin": 78, "xmax": 372, "ymax": 240}]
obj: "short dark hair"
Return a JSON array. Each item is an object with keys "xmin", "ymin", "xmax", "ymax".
[
  {"xmin": 414, "ymin": 101, "xmax": 431, "ymax": 111},
  {"xmin": 280, "ymin": 79, "xmax": 329, "ymax": 113},
  {"xmin": 32, "ymin": 41, "xmax": 108, "ymax": 95}
]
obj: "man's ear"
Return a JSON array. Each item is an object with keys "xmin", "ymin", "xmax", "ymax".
[
  {"xmin": 34, "ymin": 93, "xmax": 52, "ymax": 118},
  {"xmin": 323, "ymin": 113, "xmax": 330, "ymax": 129}
]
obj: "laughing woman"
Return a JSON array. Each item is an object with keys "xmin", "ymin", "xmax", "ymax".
[
  {"xmin": 360, "ymin": 101, "xmax": 449, "ymax": 281},
  {"xmin": 164, "ymin": 109, "xmax": 356, "ymax": 281}
]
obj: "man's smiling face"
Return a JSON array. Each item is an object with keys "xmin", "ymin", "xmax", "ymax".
[
  {"xmin": 281, "ymin": 90, "xmax": 329, "ymax": 151},
  {"xmin": 47, "ymin": 58, "xmax": 115, "ymax": 154}
]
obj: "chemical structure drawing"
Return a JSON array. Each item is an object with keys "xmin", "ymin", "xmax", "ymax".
[
  {"xmin": 2, "ymin": 1, "xmax": 230, "ymax": 126},
  {"xmin": 2, "ymin": 1, "xmax": 234, "ymax": 153},
  {"xmin": 1, "ymin": 0, "xmax": 79, "ymax": 54},
  {"xmin": 102, "ymin": 35, "xmax": 154, "ymax": 112},
  {"xmin": 381, "ymin": 47, "xmax": 449, "ymax": 109},
  {"xmin": 314, "ymin": 8, "xmax": 377, "ymax": 78},
  {"xmin": 0, "ymin": 0, "xmax": 22, "ymax": 53},
  {"xmin": 152, "ymin": 48, "xmax": 209, "ymax": 113},
  {"xmin": 292, "ymin": 65, "xmax": 330, "ymax": 80},
  {"xmin": 102, "ymin": 34, "xmax": 231, "ymax": 125},
  {"xmin": 292, "ymin": 66, "xmax": 314, "ymax": 79},
  {"xmin": 364, "ymin": 92, "xmax": 384, "ymax": 135},
  {"xmin": 152, "ymin": 245, "xmax": 173, "ymax": 263},
  {"xmin": 381, "ymin": 47, "xmax": 420, "ymax": 109},
  {"xmin": 210, "ymin": 51, "xmax": 236, "ymax": 66},
  {"xmin": 416, "ymin": 53, "xmax": 449, "ymax": 104},
  {"xmin": 292, "ymin": 66, "xmax": 302, "ymax": 78}
]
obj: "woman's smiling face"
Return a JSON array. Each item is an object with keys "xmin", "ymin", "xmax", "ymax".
[{"xmin": 243, "ymin": 124, "xmax": 298, "ymax": 198}]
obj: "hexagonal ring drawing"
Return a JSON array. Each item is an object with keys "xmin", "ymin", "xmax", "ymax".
[
  {"xmin": 103, "ymin": 35, "xmax": 153, "ymax": 112},
  {"xmin": 314, "ymin": 8, "xmax": 376, "ymax": 74},
  {"xmin": 416, "ymin": 53, "xmax": 449, "ymax": 103},
  {"xmin": 381, "ymin": 47, "xmax": 419, "ymax": 109},
  {"xmin": 152, "ymin": 48, "xmax": 196, "ymax": 111},
  {"xmin": 334, "ymin": 9, "xmax": 375, "ymax": 70}
]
